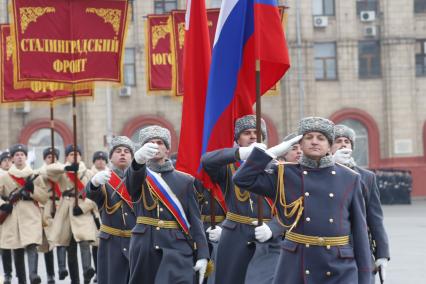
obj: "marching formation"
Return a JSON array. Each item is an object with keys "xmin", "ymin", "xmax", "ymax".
[{"xmin": 0, "ymin": 115, "xmax": 390, "ymax": 284}]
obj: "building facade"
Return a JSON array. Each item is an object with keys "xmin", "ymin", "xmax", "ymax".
[{"xmin": 1, "ymin": 0, "xmax": 426, "ymax": 196}]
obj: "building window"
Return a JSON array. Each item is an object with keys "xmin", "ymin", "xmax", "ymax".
[
  {"xmin": 154, "ymin": 0, "xmax": 177, "ymax": 14},
  {"xmin": 314, "ymin": 42, "xmax": 337, "ymax": 80},
  {"xmin": 210, "ymin": 0, "xmax": 222, "ymax": 8},
  {"xmin": 416, "ymin": 40, "xmax": 426, "ymax": 76},
  {"xmin": 312, "ymin": 0, "xmax": 335, "ymax": 16},
  {"xmin": 27, "ymin": 129, "xmax": 65, "ymax": 169},
  {"xmin": 124, "ymin": 48, "xmax": 136, "ymax": 86},
  {"xmin": 415, "ymin": 0, "xmax": 426, "ymax": 13},
  {"xmin": 339, "ymin": 119, "xmax": 369, "ymax": 167},
  {"xmin": 359, "ymin": 40, "xmax": 381, "ymax": 78},
  {"xmin": 356, "ymin": 0, "xmax": 379, "ymax": 15},
  {"xmin": 128, "ymin": 0, "xmax": 134, "ymax": 21}
]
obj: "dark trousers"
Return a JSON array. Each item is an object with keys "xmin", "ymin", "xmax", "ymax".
[{"xmin": 1, "ymin": 249, "xmax": 12, "ymax": 277}]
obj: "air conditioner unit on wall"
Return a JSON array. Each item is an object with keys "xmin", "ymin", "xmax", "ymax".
[
  {"xmin": 313, "ymin": 16, "xmax": 328, "ymax": 28},
  {"xmin": 360, "ymin": 11, "xmax": 376, "ymax": 22},
  {"xmin": 364, "ymin": 26, "xmax": 377, "ymax": 37},
  {"xmin": 119, "ymin": 86, "xmax": 131, "ymax": 97},
  {"xmin": 13, "ymin": 102, "xmax": 30, "ymax": 114}
]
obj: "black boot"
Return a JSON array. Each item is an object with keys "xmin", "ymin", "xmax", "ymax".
[
  {"xmin": 44, "ymin": 250, "xmax": 55, "ymax": 283},
  {"xmin": 57, "ymin": 246, "xmax": 68, "ymax": 280},
  {"xmin": 13, "ymin": 248, "xmax": 26, "ymax": 284},
  {"xmin": 92, "ymin": 246, "xmax": 98, "ymax": 282},
  {"xmin": 26, "ymin": 244, "xmax": 41, "ymax": 284},
  {"xmin": 80, "ymin": 241, "xmax": 95, "ymax": 284},
  {"xmin": 67, "ymin": 238, "xmax": 80, "ymax": 284},
  {"xmin": 2, "ymin": 249, "xmax": 12, "ymax": 284}
]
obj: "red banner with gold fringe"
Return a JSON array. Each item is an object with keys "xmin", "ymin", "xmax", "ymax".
[
  {"xmin": 10, "ymin": 0, "xmax": 129, "ymax": 87},
  {"xmin": 146, "ymin": 14, "xmax": 174, "ymax": 93},
  {"xmin": 1, "ymin": 25, "xmax": 92, "ymax": 103}
]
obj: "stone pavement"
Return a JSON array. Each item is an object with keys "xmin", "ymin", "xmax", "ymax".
[{"xmin": 1, "ymin": 200, "xmax": 425, "ymax": 283}]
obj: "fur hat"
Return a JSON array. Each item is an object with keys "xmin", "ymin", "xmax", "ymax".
[
  {"xmin": 0, "ymin": 151, "xmax": 11, "ymax": 163},
  {"xmin": 234, "ymin": 115, "xmax": 267, "ymax": 142},
  {"xmin": 65, "ymin": 144, "xmax": 82, "ymax": 157},
  {"xmin": 109, "ymin": 136, "xmax": 135, "ymax": 158},
  {"xmin": 334, "ymin": 125, "xmax": 356, "ymax": 147},
  {"xmin": 139, "ymin": 126, "xmax": 171, "ymax": 149},
  {"xmin": 43, "ymin": 147, "xmax": 60, "ymax": 160},
  {"xmin": 9, "ymin": 144, "xmax": 28, "ymax": 157},
  {"xmin": 92, "ymin": 151, "xmax": 108, "ymax": 163},
  {"xmin": 283, "ymin": 132, "xmax": 300, "ymax": 143},
  {"xmin": 297, "ymin": 117, "xmax": 335, "ymax": 145}
]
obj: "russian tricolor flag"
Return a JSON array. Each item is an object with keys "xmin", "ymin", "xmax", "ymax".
[
  {"xmin": 177, "ymin": 0, "xmax": 289, "ymax": 209},
  {"xmin": 201, "ymin": 0, "xmax": 290, "ymax": 156}
]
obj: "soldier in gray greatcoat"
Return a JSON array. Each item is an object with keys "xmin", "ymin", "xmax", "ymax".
[
  {"xmin": 126, "ymin": 126, "xmax": 209, "ymax": 284},
  {"xmin": 233, "ymin": 117, "xmax": 373, "ymax": 284},
  {"xmin": 86, "ymin": 136, "xmax": 136, "ymax": 284},
  {"xmin": 201, "ymin": 115, "xmax": 282, "ymax": 284},
  {"xmin": 332, "ymin": 124, "xmax": 390, "ymax": 283}
]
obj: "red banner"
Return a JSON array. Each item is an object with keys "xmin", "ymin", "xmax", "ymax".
[
  {"xmin": 10, "ymin": 0, "xmax": 129, "ymax": 86},
  {"xmin": 171, "ymin": 9, "xmax": 219, "ymax": 97},
  {"xmin": 146, "ymin": 14, "xmax": 174, "ymax": 93},
  {"xmin": 1, "ymin": 25, "xmax": 92, "ymax": 103}
]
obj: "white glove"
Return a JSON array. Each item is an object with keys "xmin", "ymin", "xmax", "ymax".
[
  {"xmin": 266, "ymin": 135, "xmax": 303, "ymax": 159},
  {"xmin": 333, "ymin": 148, "xmax": 352, "ymax": 164},
  {"xmin": 134, "ymin": 143, "xmax": 159, "ymax": 164},
  {"xmin": 238, "ymin": 143, "xmax": 267, "ymax": 160},
  {"xmin": 252, "ymin": 221, "xmax": 273, "ymax": 242},
  {"xmin": 91, "ymin": 170, "xmax": 111, "ymax": 187},
  {"xmin": 375, "ymin": 258, "xmax": 388, "ymax": 280},
  {"xmin": 206, "ymin": 226, "xmax": 222, "ymax": 242},
  {"xmin": 193, "ymin": 258, "xmax": 208, "ymax": 284}
]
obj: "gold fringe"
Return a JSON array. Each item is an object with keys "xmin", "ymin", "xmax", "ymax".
[{"xmin": 205, "ymin": 260, "xmax": 215, "ymax": 278}]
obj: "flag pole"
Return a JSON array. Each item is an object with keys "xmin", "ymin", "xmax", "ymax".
[
  {"xmin": 255, "ymin": 59, "xmax": 263, "ymax": 226},
  {"xmin": 50, "ymin": 101, "xmax": 56, "ymax": 217},
  {"xmin": 72, "ymin": 89, "xmax": 79, "ymax": 208},
  {"xmin": 210, "ymin": 186, "xmax": 216, "ymax": 229}
]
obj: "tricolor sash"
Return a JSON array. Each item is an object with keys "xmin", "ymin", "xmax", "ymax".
[
  {"xmin": 49, "ymin": 179, "xmax": 62, "ymax": 198},
  {"xmin": 107, "ymin": 171, "xmax": 133, "ymax": 209},
  {"xmin": 230, "ymin": 162, "xmax": 275, "ymax": 211},
  {"xmin": 145, "ymin": 168, "xmax": 190, "ymax": 235},
  {"xmin": 65, "ymin": 172, "xmax": 86, "ymax": 198}
]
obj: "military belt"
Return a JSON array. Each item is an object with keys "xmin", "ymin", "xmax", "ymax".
[
  {"xmin": 226, "ymin": 212, "xmax": 271, "ymax": 225},
  {"xmin": 201, "ymin": 215, "xmax": 225, "ymax": 223},
  {"xmin": 136, "ymin": 216, "xmax": 179, "ymax": 229},
  {"xmin": 286, "ymin": 231, "xmax": 349, "ymax": 247},
  {"xmin": 100, "ymin": 224, "xmax": 132, "ymax": 238}
]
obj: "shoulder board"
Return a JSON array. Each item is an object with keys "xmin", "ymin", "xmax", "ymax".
[
  {"xmin": 282, "ymin": 161, "xmax": 299, "ymax": 165},
  {"xmin": 335, "ymin": 163, "xmax": 359, "ymax": 175},
  {"xmin": 174, "ymin": 169, "xmax": 195, "ymax": 179}
]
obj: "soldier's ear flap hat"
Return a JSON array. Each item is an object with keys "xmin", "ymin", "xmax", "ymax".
[
  {"xmin": 297, "ymin": 117, "xmax": 335, "ymax": 145},
  {"xmin": 9, "ymin": 144, "xmax": 28, "ymax": 157},
  {"xmin": 65, "ymin": 144, "xmax": 82, "ymax": 157},
  {"xmin": 109, "ymin": 136, "xmax": 135, "ymax": 158},
  {"xmin": 93, "ymin": 151, "xmax": 108, "ymax": 163},
  {"xmin": 334, "ymin": 125, "xmax": 356, "ymax": 148},
  {"xmin": 234, "ymin": 114, "xmax": 267, "ymax": 142},
  {"xmin": 43, "ymin": 147, "xmax": 60, "ymax": 160},
  {"xmin": 0, "ymin": 151, "xmax": 11, "ymax": 163},
  {"xmin": 139, "ymin": 126, "xmax": 171, "ymax": 150}
]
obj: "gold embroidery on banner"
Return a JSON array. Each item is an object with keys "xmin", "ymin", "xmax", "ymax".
[
  {"xmin": 6, "ymin": 36, "xmax": 13, "ymax": 61},
  {"xmin": 178, "ymin": 23, "xmax": 185, "ymax": 49},
  {"xmin": 178, "ymin": 20, "xmax": 213, "ymax": 50},
  {"xmin": 19, "ymin": 7, "xmax": 56, "ymax": 34},
  {"xmin": 86, "ymin": 8, "xmax": 122, "ymax": 35},
  {"xmin": 151, "ymin": 17, "xmax": 171, "ymax": 49}
]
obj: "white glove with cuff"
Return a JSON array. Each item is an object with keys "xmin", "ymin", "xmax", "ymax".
[
  {"xmin": 193, "ymin": 258, "xmax": 208, "ymax": 284},
  {"xmin": 252, "ymin": 221, "xmax": 273, "ymax": 242},
  {"xmin": 266, "ymin": 135, "xmax": 303, "ymax": 159},
  {"xmin": 134, "ymin": 143, "xmax": 159, "ymax": 164},
  {"xmin": 91, "ymin": 170, "xmax": 111, "ymax": 187},
  {"xmin": 206, "ymin": 226, "xmax": 222, "ymax": 242}
]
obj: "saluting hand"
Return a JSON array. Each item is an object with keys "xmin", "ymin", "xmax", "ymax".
[
  {"xmin": 333, "ymin": 148, "xmax": 352, "ymax": 164},
  {"xmin": 266, "ymin": 135, "xmax": 303, "ymax": 159},
  {"xmin": 134, "ymin": 143, "xmax": 159, "ymax": 164}
]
